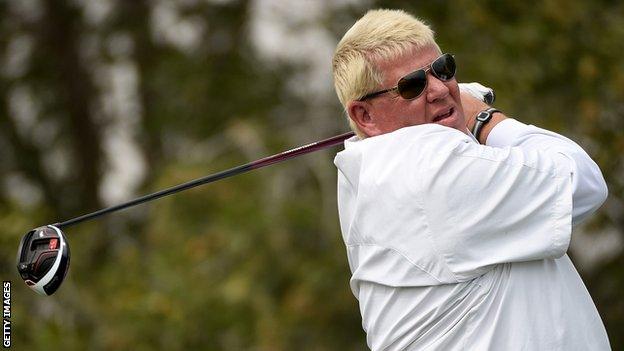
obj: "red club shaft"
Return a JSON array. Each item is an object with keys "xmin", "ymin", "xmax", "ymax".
[{"xmin": 55, "ymin": 131, "xmax": 355, "ymax": 229}]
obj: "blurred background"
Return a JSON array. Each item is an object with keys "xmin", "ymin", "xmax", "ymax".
[{"xmin": 1, "ymin": 0, "xmax": 623, "ymax": 349}]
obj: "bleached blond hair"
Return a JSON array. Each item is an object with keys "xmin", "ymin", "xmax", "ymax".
[{"xmin": 332, "ymin": 9, "xmax": 439, "ymax": 137}]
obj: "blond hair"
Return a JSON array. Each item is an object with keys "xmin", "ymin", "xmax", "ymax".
[{"xmin": 332, "ymin": 9, "xmax": 439, "ymax": 137}]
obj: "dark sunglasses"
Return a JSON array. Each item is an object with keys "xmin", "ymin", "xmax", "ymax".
[{"xmin": 358, "ymin": 53, "xmax": 456, "ymax": 101}]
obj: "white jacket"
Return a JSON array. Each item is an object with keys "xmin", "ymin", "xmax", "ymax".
[{"xmin": 334, "ymin": 119, "xmax": 609, "ymax": 350}]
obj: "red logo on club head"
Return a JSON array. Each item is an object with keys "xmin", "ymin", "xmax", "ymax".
[{"xmin": 49, "ymin": 239, "xmax": 58, "ymax": 250}]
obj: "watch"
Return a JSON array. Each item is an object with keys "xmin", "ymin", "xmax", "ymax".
[{"xmin": 471, "ymin": 107, "xmax": 501, "ymax": 142}]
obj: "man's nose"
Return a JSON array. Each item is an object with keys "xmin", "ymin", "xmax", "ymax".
[{"xmin": 425, "ymin": 73, "xmax": 450, "ymax": 103}]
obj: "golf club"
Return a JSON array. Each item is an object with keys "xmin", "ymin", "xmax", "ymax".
[
  {"xmin": 16, "ymin": 131, "xmax": 355, "ymax": 296},
  {"xmin": 16, "ymin": 85, "xmax": 494, "ymax": 297}
]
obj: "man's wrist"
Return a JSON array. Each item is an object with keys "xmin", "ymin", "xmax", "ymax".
[
  {"xmin": 461, "ymin": 93, "xmax": 489, "ymax": 131},
  {"xmin": 476, "ymin": 110, "xmax": 507, "ymax": 144},
  {"xmin": 472, "ymin": 108, "xmax": 500, "ymax": 143}
]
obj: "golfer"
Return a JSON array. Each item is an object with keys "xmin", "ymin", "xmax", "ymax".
[{"xmin": 332, "ymin": 9, "xmax": 610, "ymax": 350}]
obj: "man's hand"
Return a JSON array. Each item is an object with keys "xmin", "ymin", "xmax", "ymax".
[
  {"xmin": 460, "ymin": 90, "xmax": 490, "ymax": 132},
  {"xmin": 458, "ymin": 82, "xmax": 508, "ymax": 144},
  {"xmin": 459, "ymin": 82, "xmax": 495, "ymax": 104}
]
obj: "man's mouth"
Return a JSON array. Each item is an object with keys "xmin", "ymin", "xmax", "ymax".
[{"xmin": 432, "ymin": 107, "xmax": 454, "ymax": 123}]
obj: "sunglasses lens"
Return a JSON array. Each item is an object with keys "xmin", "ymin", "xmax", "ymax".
[
  {"xmin": 397, "ymin": 70, "xmax": 427, "ymax": 99},
  {"xmin": 432, "ymin": 54, "xmax": 456, "ymax": 81}
]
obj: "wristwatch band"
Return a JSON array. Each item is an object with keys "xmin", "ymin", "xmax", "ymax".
[{"xmin": 472, "ymin": 107, "xmax": 501, "ymax": 142}]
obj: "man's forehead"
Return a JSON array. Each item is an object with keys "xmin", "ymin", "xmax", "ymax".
[{"xmin": 377, "ymin": 45, "xmax": 442, "ymax": 83}]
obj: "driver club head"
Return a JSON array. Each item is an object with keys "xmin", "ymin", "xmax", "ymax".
[{"xmin": 16, "ymin": 225, "xmax": 70, "ymax": 296}]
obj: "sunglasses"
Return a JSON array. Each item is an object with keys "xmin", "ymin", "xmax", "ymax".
[{"xmin": 358, "ymin": 53, "xmax": 456, "ymax": 101}]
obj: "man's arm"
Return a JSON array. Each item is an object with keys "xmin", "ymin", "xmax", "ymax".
[
  {"xmin": 460, "ymin": 90, "xmax": 507, "ymax": 144},
  {"xmin": 460, "ymin": 89, "xmax": 607, "ymax": 225},
  {"xmin": 414, "ymin": 105, "xmax": 607, "ymax": 279},
  {"xmin": 487, "ymin": 119, "xmax": 608, "ymax": 226}
]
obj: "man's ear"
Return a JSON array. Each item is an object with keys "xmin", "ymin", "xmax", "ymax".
[{"xmin": 347, "ymin": 100, "xmax": 377, "ymax": 137}]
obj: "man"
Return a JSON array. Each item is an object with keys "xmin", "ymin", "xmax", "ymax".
[{"xmin": 332, "ymin": 9, "xmax": 611, "ymax": 350}]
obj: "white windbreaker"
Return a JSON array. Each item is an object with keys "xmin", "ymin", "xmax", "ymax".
[{"xmin": 334, "ymin": 119, "xmax": 610, "ymax": 350}]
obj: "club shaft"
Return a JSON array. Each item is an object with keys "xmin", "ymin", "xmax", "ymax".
[{"xmin": 55, "ymin": 131, "xmax": 355, "ymax": 229}]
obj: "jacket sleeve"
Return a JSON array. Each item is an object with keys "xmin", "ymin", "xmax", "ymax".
[
  {"xmin": 486, "ymin": 119, "xmax": 608, "ymax": 226},
  {"xmin": 418, "ymin": 120, "xmax": 607, "ymax": 281}
]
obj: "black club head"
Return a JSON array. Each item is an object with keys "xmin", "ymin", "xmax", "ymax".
[{"xmin": 16, "ymin": 225, "xmax": 70, "ymax": 296}]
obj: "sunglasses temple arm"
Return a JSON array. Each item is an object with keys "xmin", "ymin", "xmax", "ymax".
[{"xmin": 359, "ymin": 87, "xmax": 397, "ymax": 101}]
